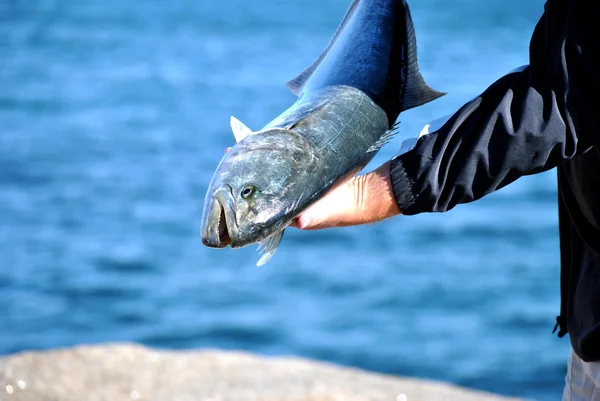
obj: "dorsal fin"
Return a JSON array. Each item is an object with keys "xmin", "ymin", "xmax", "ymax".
[
  {"xmin": 285, "ymin": 0, "xmax": 360, "ymax": 96},
  {"xmin": 401, "ymin": 2, "xmax": 446, "ymax": 111}
]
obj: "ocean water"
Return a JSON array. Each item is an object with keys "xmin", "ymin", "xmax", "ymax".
[{"xmin": 0, "ymin": 0, "xmax": 571, "ymax": 400}]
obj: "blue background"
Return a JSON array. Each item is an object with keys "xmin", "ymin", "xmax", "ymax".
[{"xmin": 1, "ymin": 0, "xmax": 569, "ymax": 399}]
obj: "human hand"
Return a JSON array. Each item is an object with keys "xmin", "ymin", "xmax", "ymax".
[{"xmin": 290, "ymin": 161, "xmax": 401, "ymax": 230}]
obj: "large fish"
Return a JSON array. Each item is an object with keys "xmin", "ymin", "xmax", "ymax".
[{"xmin": 201, "ymin": 0, "xmax": 444, "ymax": 265}]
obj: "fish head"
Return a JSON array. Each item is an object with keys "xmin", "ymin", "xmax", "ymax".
[{"xmin": 201, "ymin": 128, "xmax": 315, "ymax": 249}]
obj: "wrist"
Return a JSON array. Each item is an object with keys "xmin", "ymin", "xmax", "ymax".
[{"xmin": 354, "ymin": 161, "xmax": 401, "ymax": 223}]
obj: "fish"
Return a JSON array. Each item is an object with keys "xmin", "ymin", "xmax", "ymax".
[{"xmin": 200, "ymin": 0, "xmax": 445, "ymax": 266}]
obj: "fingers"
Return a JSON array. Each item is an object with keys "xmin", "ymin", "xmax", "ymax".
[{"xmin": 225, "ymin": 147, "xmax": 231, "ymax": 154}]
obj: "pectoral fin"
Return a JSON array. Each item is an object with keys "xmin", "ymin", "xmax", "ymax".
[{"xmin": 256, "ymin": 229, "xmax": 285, "ymax": 266}]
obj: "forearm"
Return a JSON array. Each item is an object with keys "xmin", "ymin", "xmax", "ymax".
[{"xmin": 390, "ymin": 0, "xmax": 600, "ymax": 215}]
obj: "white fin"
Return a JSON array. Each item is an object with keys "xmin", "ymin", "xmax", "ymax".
[
  {"xmin": 367, "ymin": 121, "xmax": 400, "ymax": 153},
  {"xmin": 230, "ymin": 116, "xmax": 253, "ymax": 143},
  {"xmin": 256, "ymin": 229, "xmax": 285, "ymax": 266}
]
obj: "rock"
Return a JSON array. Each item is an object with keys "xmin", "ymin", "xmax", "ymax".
[{"xmin": 0, "ymin": 343, "xmax": 523, "ymax": 401}]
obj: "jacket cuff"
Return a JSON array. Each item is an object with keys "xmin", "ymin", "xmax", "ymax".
[{"xmin": 389, "ymin": 156, "xmax": 417, "ymax": 215}]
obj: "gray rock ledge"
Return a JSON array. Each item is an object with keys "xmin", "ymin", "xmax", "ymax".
[{"xmin": 0, "ymin": 343, "xmax": 523, "ymax": 401}]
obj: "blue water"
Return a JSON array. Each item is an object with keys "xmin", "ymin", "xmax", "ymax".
[{"xmin": 1, "ymin": 0, "xmax": 570, "ymax": 399}]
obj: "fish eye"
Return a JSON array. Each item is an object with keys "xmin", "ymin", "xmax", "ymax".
[{"xmin": 241, "ymin": 185, "xmax": 257, "ymax": 199}]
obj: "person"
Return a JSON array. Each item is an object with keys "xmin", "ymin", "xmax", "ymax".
[{"xmin": 290, "ymin": 0, "xmax": 600, "ymax": 399}]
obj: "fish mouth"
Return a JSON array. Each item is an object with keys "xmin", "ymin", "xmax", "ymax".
[{"xmin": 201, "ymin": 186, "xmax": 238, "ymax": 248}]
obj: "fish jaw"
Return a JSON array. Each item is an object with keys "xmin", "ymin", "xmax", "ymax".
[
  {"xmin": 201, "ymin": 185, "xmax": 243, "ymax": 248},
  {"xmin": 202, "ymin": 183, "xmax": 268, "ymax": 249},
  {"xmin": 201, "ymin": 194, "xmax": 231, "ymax": 248}
]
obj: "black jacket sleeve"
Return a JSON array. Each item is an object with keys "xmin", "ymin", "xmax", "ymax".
[{"xmin": 389, "ymin": 0, "xmax": 600, "ymax": 215}]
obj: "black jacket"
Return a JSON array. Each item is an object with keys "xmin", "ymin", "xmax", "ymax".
[{"xmin": 389, "ymin": 0, "xmax": 600, "ymax": 361}]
